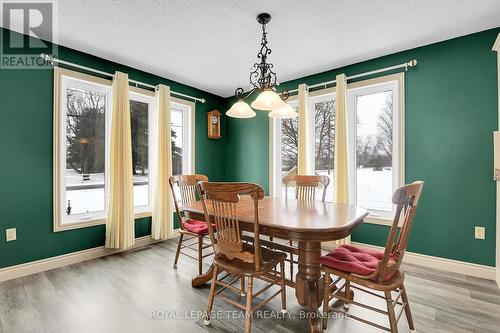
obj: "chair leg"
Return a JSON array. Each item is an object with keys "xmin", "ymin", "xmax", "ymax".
[
  {"xmin": 173, "ymin": 233, "xmax": 184, "ymax": 269},
  {"xmin": 400, "ymin": 284, "xmax": 415, "ymax": 332},
  {"xmin": 343, "ymin": 280, "xmax": 352, "ymax": 310},
  {"xmin": 240, "ymin": 275, "xmax": 246, "ymax": 297},
  {"xmin": 385, "ymin": 291, "xmax": 399, "ymax": 333},
  {"xmin": 322, "ymin": 272, "xmax": 331, "ymax": 332},
  {"xmin": 245, "ymin": 276, "xmax": 253, "ymax": 333},
  {"xmin": 204, "ymin": 265, "xmax": 219, "ymax": 325},
  {"xmin": 279, "ymin": 260, "xmax": 287, "ymax": 313},
  {"xmin": 198, "ymin": 235, "xmax": 203, "ymax": 275}
]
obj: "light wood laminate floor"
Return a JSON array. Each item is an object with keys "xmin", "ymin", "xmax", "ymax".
[{"xmin": 1, "ymin": 238, "xmax": 499, "ymax": 333}]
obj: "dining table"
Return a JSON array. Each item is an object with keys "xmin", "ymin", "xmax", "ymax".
[{"xmin": 181, "ymin": 196, "xmax": 368, "ymax": 333}]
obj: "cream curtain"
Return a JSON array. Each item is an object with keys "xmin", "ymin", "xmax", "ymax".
[
  {"xmin": 151, "ymin": 84, "xmax": 174, "ymax": 240},
  {"xmin": 106, "ymin": 72, "xmax": 135, "ymax": 249},
  {"xmin": 334, "ymin": 74, "xmax": 349, "ymax": 204},
  {"xmin": 297, "ymin": 83, "xmax": 312, "ymax": 175},
  {"xmin": 333, "ymin": 74, "xmax": 351, "ymax": 245},
  {"xmin": 334, "ymin": 73, "xmax": 350, "ymax": 245}
]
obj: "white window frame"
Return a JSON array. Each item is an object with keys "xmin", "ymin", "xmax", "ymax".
[
  {"xmin": 269, "ymin": 97, "xmax": 298, "ymax": 197},
  {"xmin": 308, "ymin": 89, "xmax": 337, "ymax": 174},
  {"xmin": 347, "ymin": 73, "xmax": 405, "ymax": 224},
  {"xmin": 129, "ymin": 87, "xmax": 155, "ymax": 217},
  {"xmin": 269, "ymin": 73, "xmax": 404, "ymax": 226},
  {"xmin": 171, "ymin": 97, "xmax": 195, "ymax": 175},
  {"xmin": 54, "ymin": 68, "xmax": 112, "ymax": 231},
  {"xmin": 54, "ymin": 70, "xmax": 197, "ymax": 232}
]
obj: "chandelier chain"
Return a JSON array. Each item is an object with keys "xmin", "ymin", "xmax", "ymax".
[{"xmin": 235, "ymin": 13, "xmax": 288, "ymax": 102}]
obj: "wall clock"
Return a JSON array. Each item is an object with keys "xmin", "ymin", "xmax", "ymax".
[{"xmin": 207, "ymin": 110, "xmax": 221, "ymax": 139}]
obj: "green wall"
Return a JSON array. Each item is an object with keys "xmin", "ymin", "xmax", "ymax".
[
  {"xmin": 225, "ymin": 28, "xmax": 500, "ymax": 267},
  {"xmin": 0, "ymin": 28, "xmax": 226, "ymax": 268},
  {"xmin": 1, "ymin": 27, "xmax": 499, "ymax": 270}
]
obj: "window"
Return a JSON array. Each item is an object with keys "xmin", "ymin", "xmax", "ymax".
[
  {"xmin": 130, "ymin": 89, "xmax": 154, "ymax": 213},
  {"xmin": 272, "ymin": 94, "xmax": 338, "ymax": 200},
  {"xmin": 55, "ymin": 69, "xmax": 197, "ymax": 231},
  {"xmin": 171, "ymin": 98, "xmax": 195, "ymax": 175},
  {"xmin": 270, "ymin": 100, "xmax": 298, "ymax": 197},
  {"xmin": 347, "ymin": 75, "xmax": 403, "ymax": 219},
  {"xmin": 170, "ymin": 98, "xmax": 195, "ymax": 203},
  {"xmin": 270, "ymin": 73, "xmax": 404, "ymax": 222},
  {"xmin": 310, "ymin": 92, "xmax": 336, "ymax": 202},
  {"xmin": 171, "ymin": 105, "xmax": 183, "ymax": 175},
  {"xmin": 54, "ymin": 68, "xmax": 112, "ymax": 230}
]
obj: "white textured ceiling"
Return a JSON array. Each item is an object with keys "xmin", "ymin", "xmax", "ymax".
[{"xmin": 5, "ymin": 0, "xmax": 500, "ymax": 97}]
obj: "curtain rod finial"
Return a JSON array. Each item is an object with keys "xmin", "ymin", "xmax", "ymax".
[
  {"xmin": 407, "ymin": 59, "xmax": 417, "ymax": 67},
  {"xmin": 40, "ymin": 53, "xmax": 54, "ymax": 65}
]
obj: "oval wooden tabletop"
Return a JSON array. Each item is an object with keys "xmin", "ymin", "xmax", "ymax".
[{"xmin": 181, "ymin": 196, "xmax": 368, "ymax": 242}]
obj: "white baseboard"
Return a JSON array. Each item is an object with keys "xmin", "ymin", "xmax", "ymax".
[
  {"xmin": 2, "ymin": 235, "xmax": 495, "ymax": 284},
  {"xmin": 348, "ymin": 242, "xmax": 496, "ymax": 281},
  {"xmin": 0, "ymin": 234, "xmax": 178, "ymax": 283}
]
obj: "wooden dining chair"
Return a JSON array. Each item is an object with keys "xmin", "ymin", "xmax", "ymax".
[
  {"xmin": 282, "ymin": 174, "xmax": 330, "ymax": 202},
  {"xmin": 198, "ymin": 182, "xmax": 287, "ymax": 333},
  {"xmin": 169, "ymin": 174, "xmax": 213, "ymax": 275},
  {"xmin": 321, "ymin": 181, "xmax": 424, "ymax": 333}
]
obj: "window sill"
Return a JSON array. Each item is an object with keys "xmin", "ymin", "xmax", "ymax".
[
  {"xmin": 364, "ymin": 215, "xmax": 394, "ymax": 226},
  {"xmin": 55, "ymin": 217, "xmax": 106, "ymax": 232},
  {"xmin": 135, "ymin": 211, "xmax": 152, "ymax": 219},
  {"xmin": 54, "ymin": 212, "xmax": 153, "ymax": 232}
]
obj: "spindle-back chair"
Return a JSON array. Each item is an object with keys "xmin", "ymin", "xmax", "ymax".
[
  {"xmin": 169, "ymin": 174, "xmax": 212, "ymax": 275},
  {"xmin": 321, "ymin": 181, "xmax": 424, "ymax": 333},
  {"xmin": 198, "ymin": 182, "xmax": 287, "ymax": 333}
]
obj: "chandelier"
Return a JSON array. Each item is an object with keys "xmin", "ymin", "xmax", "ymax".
[{"xmin": 226, "ymin": 13, "xmax": 298, "ymax": 119}]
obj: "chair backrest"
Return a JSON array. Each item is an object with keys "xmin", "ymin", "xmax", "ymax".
[
  {"xmin": 282, "ymin": 174, "xmax": 330, "ymax": 202},
  {"xmin": 169, "ymin": 174, "xmax": 208, "ymax": 228},
  {"xmin": 197, "ymin": 182, "xmax": 265, "ymax": 271},
  {"xmin": 376, "ymin": 181, "xmax": 424, "ymax": 281}
]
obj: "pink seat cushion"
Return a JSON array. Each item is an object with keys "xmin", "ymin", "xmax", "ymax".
[
  {"xmin": 182, "ymin": 219, "xmax": 209, "ymax": 235},
  {"xmin": 319, "ymin": 244, "xmax": 396, "ymax": 280}
]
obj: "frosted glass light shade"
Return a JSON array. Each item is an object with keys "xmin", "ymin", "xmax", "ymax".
[
  {"xmin": 269, "ymin": 104, "xmax": 299, "ymax": 119},
  {"xmin": 250, "ymin": 89, "xmax": 285, "ymax": 111},
  {"xmin": 226, "ymin": 100, "xmax": 256, "ymax": 118}
]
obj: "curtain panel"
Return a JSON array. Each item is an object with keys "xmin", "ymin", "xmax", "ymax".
[
  {"xmin": 333, "ymin": 73, "xmax": 350, "ymax": 245},
  {"xmin": 151, "ymin": 84, "xmax": 174, "ymax": 240},
  {"xmin": 297, "ymin": 83, "xmax": 313, "ymax": 175},
  {"xmin": 106, "ymin": 72, "xmax": 135, "ymax": 249}
]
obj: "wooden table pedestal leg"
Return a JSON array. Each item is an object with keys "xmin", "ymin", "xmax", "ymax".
[
  {"xmin": 192, "ymin": 263, "xmax": 215, "ymax": 287},
  {"xmin": 295, "ymin": 241, "xmax": 323, "ymax": 333}
]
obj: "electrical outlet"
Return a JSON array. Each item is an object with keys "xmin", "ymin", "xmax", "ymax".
[
  {"xmin": 474, "ymin": 226, "xmax": 485, "ymax": 240},
  {"xmin": 6, "ymin": 228, "xmax": 16, "ymax": 241}
]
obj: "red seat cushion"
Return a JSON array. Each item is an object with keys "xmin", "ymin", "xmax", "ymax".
[
  {"xmin": 182, "ymin": 219, "xmax": 209, "ymax": 235},
  {"xmin": 319, "ymin": 244, "xmax": 396, "ymax": 280}
]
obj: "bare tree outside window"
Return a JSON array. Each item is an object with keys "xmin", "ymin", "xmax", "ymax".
[
  {"xmin": 313, "ymin": 98, "xmax": 336, "ymax": 202},
  {"xmin": 281, "ymin": 116, "xmax": 298, "ymax": 175},
  {"xmin": 65, "ymin": 88, "xmax": 106, "ymax": 215},
  {"xmin": 376, "ymin": 96, "xmax": 393, "ymax": 160},
  {"xmin": 130, "ymin": 100, "xmax": 149, "ymax": 176},
  {"xmin": 171, "ymin": 109, "xmax": 183, "ymax": 175},
  {"xmin": 171, "ymin": 129, "xmax": 183, "ymax": 175},
  {"xmin": 356, "ymin": 91, "xmax": 393, "ymax": 211},
  {"xmin": 356, "ymin": 93, "xmax": 393, "ymax": 170},
  {"xmin": 314, "ymin": 99, "xmax": 335, "ymax": 173},
  {"xmin": 130, "ymin": 99, "xmax": 150, "ymax": 207},
  {"xmin": 65, "ymin": 89, "xmax": 106, "ymax": 176}
]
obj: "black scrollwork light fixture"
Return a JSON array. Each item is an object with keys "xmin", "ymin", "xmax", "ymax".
[{"xmin": 226, "ymin": 13, "xmax": 298, "ymax": 119}]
